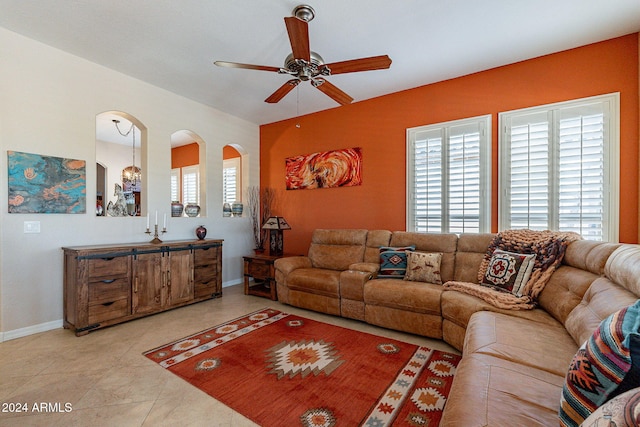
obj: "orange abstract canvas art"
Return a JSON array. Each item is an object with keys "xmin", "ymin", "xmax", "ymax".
[{"xmin": 285, "ymin": 147, "xmax": 362, "ymax": 190}]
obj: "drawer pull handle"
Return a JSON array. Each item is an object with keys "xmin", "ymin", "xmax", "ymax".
[
  {"xmin": 101, "ymin": 279, "xmax": 116, "ymax": 284},
  {"xmin": 102, "ymin": 301, "xmax": 115, "ymax": 307},
  {"xmin": 101, "ymin": 257, "xmax": 116, "ymax": 261}
]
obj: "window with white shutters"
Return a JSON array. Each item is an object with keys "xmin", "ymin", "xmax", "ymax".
[
  {"xmin": 223, "ymin": 158, "xmax": 240, "ymax": 204},
  {"xmin": 182, "ymin": 165, "xmax": 199, "ymax": 205},
  {"xmin": 170, "ymin": 168, "xmax": 180, "ymax": 202},
  {"xmin": 499, "ymin": 93, "xmax": 619, "ymax": 241},
  {"xmin": 407, "ymin": 115, "xmax": 491, "ymax": 234}
]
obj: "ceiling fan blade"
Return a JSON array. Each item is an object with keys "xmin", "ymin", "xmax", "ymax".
[
  {"xmin": 321, "ymin": 55, "xmax": 392, "ymax": 75},
  {"xmin": 312, "ymin": 79, "xmax": 354, "ymax": 105},
  {"xmin": 284, "ymin": 17, "xmax": 310, "ymax": 62},
  {"xmin": 265, "ymin": 79, "xmax": 300, "ymax": 103},
  {"xmin": 214, "ymin": 60, "xmax": 281, "ymax": 73}
]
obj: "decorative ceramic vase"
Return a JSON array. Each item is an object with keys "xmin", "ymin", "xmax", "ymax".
[
  {"xmin": 232, "ymin": 201, "xmax": 243, "ymax": 217},
  {"xmin": 223, "ymin": 203, "xmax": 232, "ymax": 217},
  {"xmin": 195, "ymin": 225, "xmax": 207, "ymax": 240},
  {"xmin": 171, "ymin": 202, "xmax": 184, "ymax": 217},
  {"xmin": 185, "ymin": 204, "xmax": 200, "ymax": 217}
]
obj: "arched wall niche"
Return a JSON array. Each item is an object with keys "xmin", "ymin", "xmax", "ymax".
[
  {"xmin": 95, "ymin": 111, "xmax": 147, "ymax": 217},
  {"xmin": 222, "ymin": 143, "xmax": 249, "ymax": 215},
  {"xmin": 171, "ymin": 130, "xmax": 206, "ymax": 217}
]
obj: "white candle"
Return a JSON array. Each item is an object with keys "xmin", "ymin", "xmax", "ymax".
[
  {"xmin": 155, "ymin": 211, "xmax": 158, "ymax": 226},
  {"xmin": 163, "ymin": 213, "xmax": 167, "ymax": 229},
  {"xmin": 146, "ymin": 213, "xmax": 150, "ymax": 229}
]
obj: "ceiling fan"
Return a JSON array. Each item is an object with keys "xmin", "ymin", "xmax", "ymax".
[{"xmin": 214, "ymin": 4, "xmax": 392, "ymax": 106}]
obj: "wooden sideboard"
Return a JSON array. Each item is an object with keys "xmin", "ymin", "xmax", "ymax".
[{"xmin": 62, "ymin": 239, "xmax": 223, "ymax": 336}]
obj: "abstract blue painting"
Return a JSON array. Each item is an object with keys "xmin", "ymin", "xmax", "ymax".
[{"xmin": 8, "ymin": 151, "xmax": 86, "ymax": 214}]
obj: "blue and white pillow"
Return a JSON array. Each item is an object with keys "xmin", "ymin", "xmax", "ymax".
[{"xmin": 379, "ymin": 246, "xmax": 415, "ymax": 279}]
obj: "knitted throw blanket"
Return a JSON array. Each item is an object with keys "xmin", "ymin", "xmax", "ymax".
[{"xmin": 443, "ymin": 229, "xmax": 582, "ymax": 310}]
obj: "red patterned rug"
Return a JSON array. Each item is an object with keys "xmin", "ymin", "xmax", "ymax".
[{"xmin": 144, "ymin": 308, "xmax": 460, "ymax": 426}]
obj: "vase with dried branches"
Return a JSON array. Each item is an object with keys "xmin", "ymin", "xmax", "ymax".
[{"xmin": 247, "ymin": 186, "xmax": 275, "ymax": 253}]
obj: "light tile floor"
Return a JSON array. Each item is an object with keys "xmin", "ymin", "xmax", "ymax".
[{"xmin": 0, "ymin": 284, "xmax": 457, "ymax": 426}]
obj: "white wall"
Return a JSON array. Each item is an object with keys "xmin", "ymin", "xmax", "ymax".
[{"xmin": 0, "ymin": 27, "xmax": 259, "ymax": 339}]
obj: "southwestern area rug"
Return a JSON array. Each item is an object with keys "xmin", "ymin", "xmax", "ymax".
[{"xmin": 144, "ymin": 308, "xmax": 461, "ymax": 426}]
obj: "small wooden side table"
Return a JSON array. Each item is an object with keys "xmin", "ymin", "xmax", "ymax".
[{"xmin": 243, "ymin": 253, "xmax": 288, "ymax": 300}]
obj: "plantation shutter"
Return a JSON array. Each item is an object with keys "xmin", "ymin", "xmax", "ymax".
[
  {"xmin": 557, "ymin": 103, "xmax": 606, "ymax": 240},
  {"xmin": 170, "ymin": 168, "xmax": 180, "ymax": 202},
  {"xmin": 408, "ymin": 115, "xmax": 490, "ymax": 234},
  {"xmin": 182, "ymin": 165, "xmax": 199, "ymax": 205},
  {"xmin": 448, "ymin": 122, "xmax": 484, "ymax": 233},
  {"xmin": 504, "ymin": 111, "xmax": 551, "ymax": 230},
  {"xmin": 223, "ymin": 160, "xmax": 238, "ymax": 204},
  {"xmin": 500, "ymin": 94, "xmax": 617, "ymax": 241}
]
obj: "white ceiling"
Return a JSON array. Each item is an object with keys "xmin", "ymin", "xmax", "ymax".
[{"xmin": 1, "ymin": 0, "xmax": 639, "ymax": 126}]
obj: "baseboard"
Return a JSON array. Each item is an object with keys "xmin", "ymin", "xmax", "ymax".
[
  {"xmin": 2, "ymin": 282, "xmax": 243, "ymax": 342},
  {"xmin": 1, "ymin": 319, "xmax": 63, "ymax": 342}
]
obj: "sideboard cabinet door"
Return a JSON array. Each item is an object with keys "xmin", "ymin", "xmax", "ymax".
[
  {"xmin": 166, "ymin": 249, "xmax": 194, "ymax": 307},
  {"xmin": 132, "ymin": 252, "xmax": 163, "ymax": 315}
]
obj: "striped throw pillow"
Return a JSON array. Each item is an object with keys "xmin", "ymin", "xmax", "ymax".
[{"xmin": 559, "ymin": 300, "xmax": 640, "ymax": 427}]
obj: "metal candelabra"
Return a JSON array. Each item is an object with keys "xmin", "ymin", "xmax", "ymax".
[{"xmin": 146, "ymin": 224, "xmax": 167, "ymax": 244}]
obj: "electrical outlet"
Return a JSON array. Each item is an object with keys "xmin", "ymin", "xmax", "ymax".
[{"xmin": 24, "ymin": 221, "xmax": 40, "ymax": 233}]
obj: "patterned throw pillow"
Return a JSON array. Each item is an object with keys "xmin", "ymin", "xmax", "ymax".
[
  {"xmin": 480, "ymin": 249, "xmax": 535, "ymax": 296},
  {"xmin": 404, "ymin": 252, "xmax": 443, "ymax": 285},
  {"xmin": 580, "ymin": 387, "xmax": 640, "ymax": 427},
  {"xmin": 559, "ymin": 300, "xmax": 640, "ymax": 427},
  {"xmin": 379, "ymin": 246, "xmax": 415, "ymax": 279}
]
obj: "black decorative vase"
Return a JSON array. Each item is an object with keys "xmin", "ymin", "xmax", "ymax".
[{"xmin": 195, "ymin": 225, "xmax": 207, "ymax": 240}]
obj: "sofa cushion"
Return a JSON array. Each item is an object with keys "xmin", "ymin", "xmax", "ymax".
[
  {"xmin": 560, "ymin": 300, "xmax": 640, "ymax": 427},
  {"xmin": 439, "ymin": 353, "xmax": 566, "ymax": 427},
  {"xmin": 453, "ymin": 233, "xmax": 495, "ymax": 282},
  {"xmin": 441, "ymin": 289, "xmax": 561, "ymax": 331},
  {"xmin": 308, "ymin": 229, "xmax": 367, "ymax": 270},
  {"xmin": 565, "ymin": 277, "xmax": 639, "ymax": 346},
  {"xmin": 390, "ymin": 232, "xmax": 458, "ymax": 282},
  {"xmin": 378, "ymin": 246, "xmax": 414, "ymax": 279},
  {"xmin": 480, "ymin": 249, "xmax": 535, "ymax": 296},
  {"xmin": 363, "ymin": 229, "xmax": 392, "ymax": 263},
  {"xmin": 403, "ymin": 251, "xmax": 442, "ymax": 284},
  {"xmin": 286, "ymin": 268, "xmax": 341, "ymax": 297},
  {"xmin": 464, "ymin": 311, "xmax": 577, "ymax": 376},
  {"xmin": 364, "ymin": 278, "xmax": 442, "ymax": 315},
  {"xmin": 537, "ymin": 240, "xmax": 620, "ymax": 325}
]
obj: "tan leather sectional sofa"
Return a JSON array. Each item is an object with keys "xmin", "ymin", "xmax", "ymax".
[{"xmin": 274, "ymin": 229, "xmax": 640, "ymax": 426}]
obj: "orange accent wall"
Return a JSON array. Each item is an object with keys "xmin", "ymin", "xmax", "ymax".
[
  {"xmin": 260, "ymin": 34, "xmax": 640, "ymax": 255},
  {"xmin": 171, "ymin": 142, "xmax": 199, "ymax": 169},
  {"xmin": 223, "ymin": 145, "xmax": 241, "ymax": 160}
]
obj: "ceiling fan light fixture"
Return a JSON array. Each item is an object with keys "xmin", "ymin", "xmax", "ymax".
[
  {"xmin": 292, "ymin": 5, "xmax": 315, "ymax": 22},
  {"xmin": 214, "ymin": 3, "xmax": 390, "ymax": 106}
]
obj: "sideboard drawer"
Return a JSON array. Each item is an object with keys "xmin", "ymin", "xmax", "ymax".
[
  {"xmin": 194, "ymin": 246, "xmax": 219, "ymax": 265},
  {"xmin": 194, "ymin": 265, "xmax": 217, "ymax": 283},
  {"xmin": 88, "ymin": 298, "xmax": 129, "ymax": 324},
  {"xmin": 88, "ymin": 277, "xmax": 130, "ymax": 304},
  {"xmin": 88, "ymin": 256, "xmax": 129, "ymax": 278}
]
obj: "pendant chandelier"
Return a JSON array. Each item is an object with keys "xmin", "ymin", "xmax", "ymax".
[{"xmin": 113, "ymin": 119, "xmax": 141, "ymax": 185}]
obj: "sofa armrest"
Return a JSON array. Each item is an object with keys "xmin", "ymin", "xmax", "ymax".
[
  {"xmin": 274, "ymin": 256, "xmax": 312, "ymax": 277},
  {"xmin": 340, "ymin": 269, "xmax": 374, "ymax": 301},
  {"xmin": 348, "ymin": 262, "xmax": 380, "ymax": 274}
]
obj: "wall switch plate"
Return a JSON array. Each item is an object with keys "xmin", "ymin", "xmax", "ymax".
[{"xmin": 24, "ymin": 221, "xmax": 41, "ymax": 233}]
